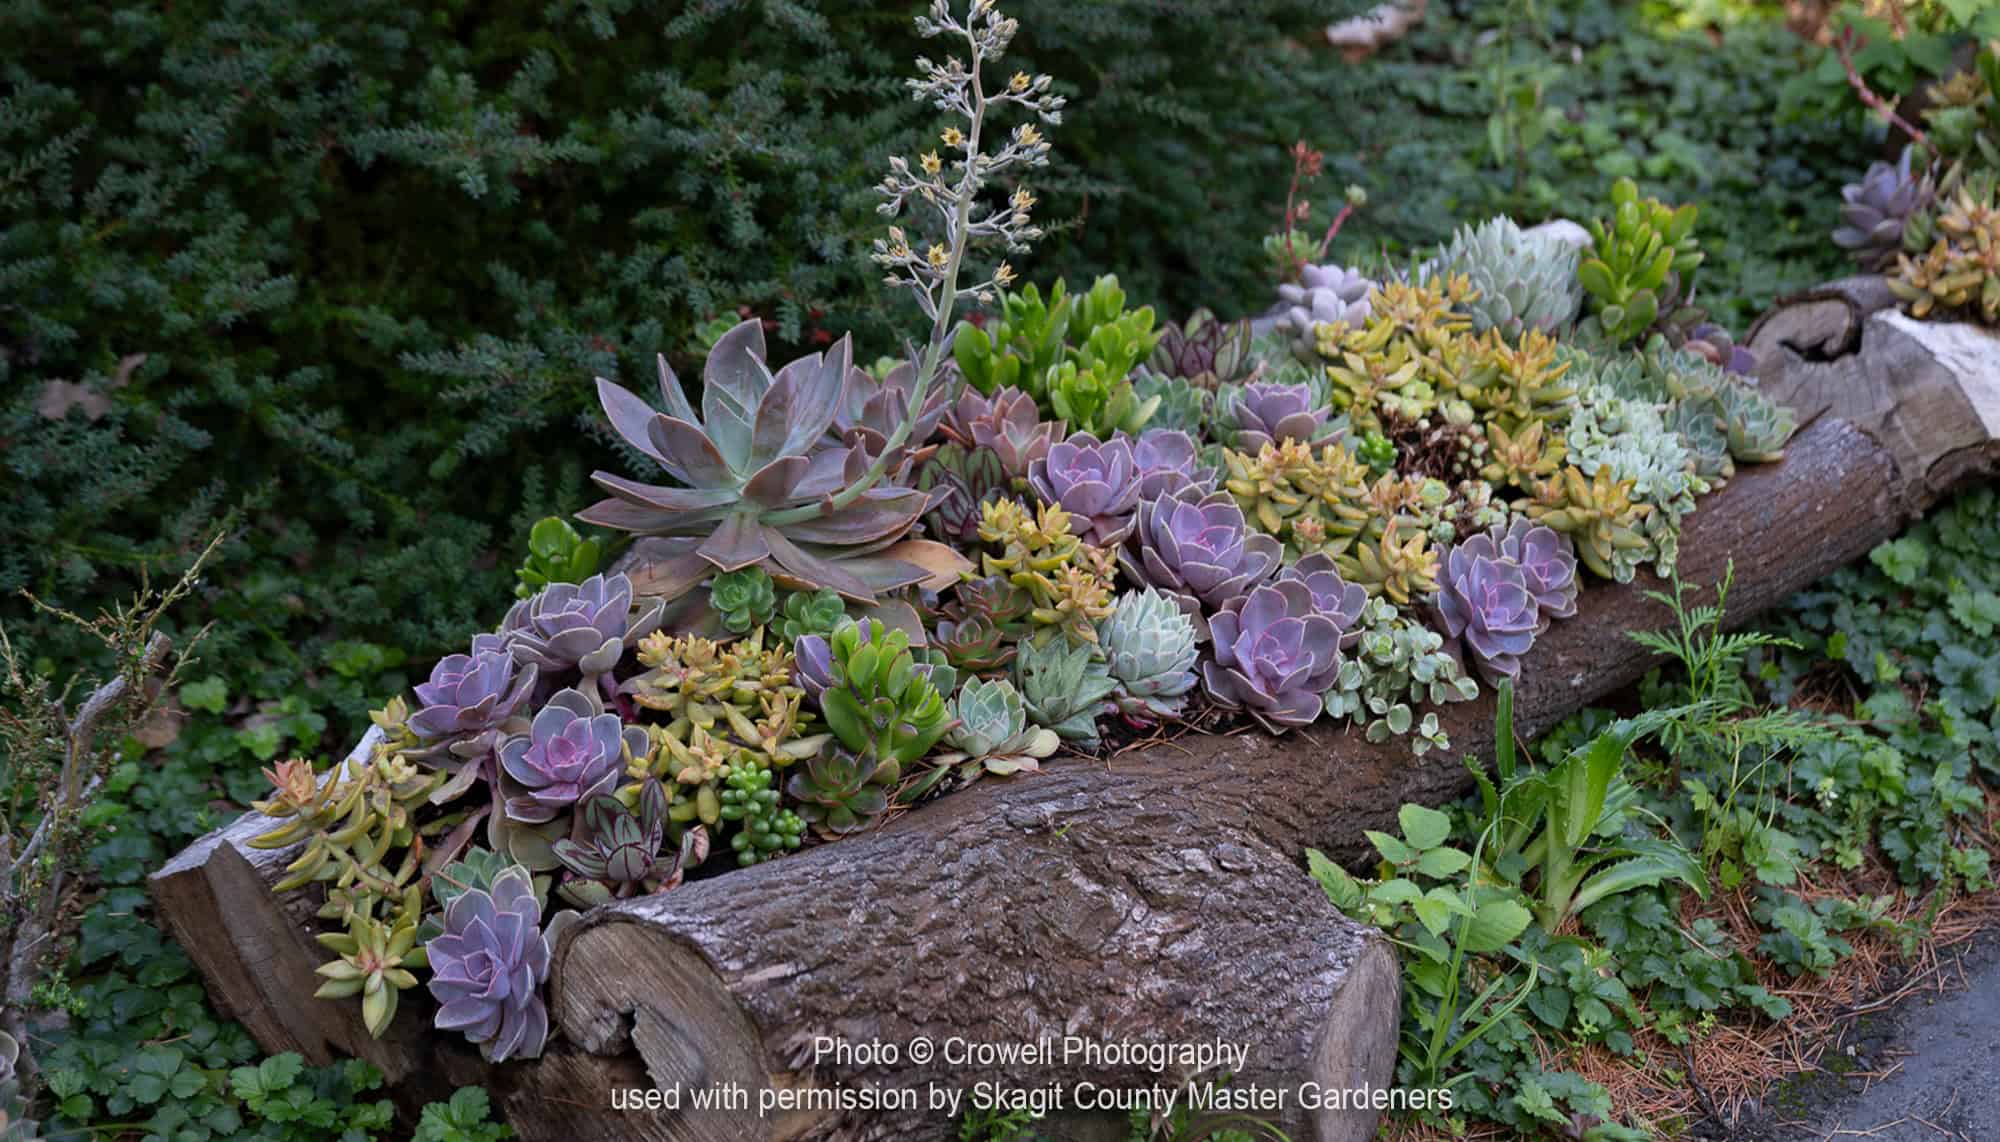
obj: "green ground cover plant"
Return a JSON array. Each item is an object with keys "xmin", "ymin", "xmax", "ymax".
[{"xmin": 1309, "ymin": 483, "xmax": 2000, "ymax": 1138}]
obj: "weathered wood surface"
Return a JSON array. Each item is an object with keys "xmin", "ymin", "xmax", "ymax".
[{"xmin": 152, "ymin": 292, "xmax": 2000, "ymax": 1141}]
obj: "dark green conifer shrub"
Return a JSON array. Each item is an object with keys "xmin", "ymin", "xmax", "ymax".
[{"xmin": 0, "ymin": 0, "xmax": 1360, "ymax": 704}]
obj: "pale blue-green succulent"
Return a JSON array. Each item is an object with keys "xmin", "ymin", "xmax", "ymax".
[{"xmin": 1096, "ymin": 588, "xmax": 1199, "ymax": 721}]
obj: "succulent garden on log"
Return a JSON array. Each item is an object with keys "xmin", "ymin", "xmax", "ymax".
[{"xmin": 231, "ymin": 0, "xmax": 1811, "ymax": 1071}]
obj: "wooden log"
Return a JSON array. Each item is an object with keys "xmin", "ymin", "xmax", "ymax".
[{"xmin": 152, "ymin": 294, "xmax": 2000, "ymax": 1141}]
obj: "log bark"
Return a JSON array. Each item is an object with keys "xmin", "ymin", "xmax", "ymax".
[{"xmin": 152, "ymin": 290, "xmax": 2000, "ymax": 1142}]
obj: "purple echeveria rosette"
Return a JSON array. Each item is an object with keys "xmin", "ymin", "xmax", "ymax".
[
  {"xmin": 1277, "ymin": 554, "xmax": 1369, "ymax": 649},
  {"xmin": 1200, "ymin": 580, "xmax": 1346, "ymax": 732},
  {"xmin": 408, "ymin": 633, "xmax": 539, "ymax": 759},
  {"xmin": 425, "ymin": 866, "xmax": 551, "ymax": 1063},
  {"xmin": 1121, "ymin": 486, "xmax": 1282, "ymax": 633},
  {"xmin": 1027, "ymin": 432, "xmax": 1144, "ymax": 546},
  {"xmin": 1437, "ymin": 535, "xmax": 1540, "ymax": 683},
  {"xmin": 502, "ymin": 572, "xmax": 665, "ymax": 676},
  {"xmin": 1222, "ymin": 381, "xmax": 1339, "ymax": 452},
  {"xmin": 1123, "ymin": 428, "xmax": 1214, "ymax": 501},
  {"xmin": 1494, "ymin": 517, "xmax": 1578, "ymax": 628},
  {"xmin": 496, "ymin": 688, "xmax": 634, "ymax": 823}
]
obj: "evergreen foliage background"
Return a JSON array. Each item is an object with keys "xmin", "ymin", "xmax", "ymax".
[{"xmin": 0, "ymin": 0, "xmax": 1364, "ymax": 704}]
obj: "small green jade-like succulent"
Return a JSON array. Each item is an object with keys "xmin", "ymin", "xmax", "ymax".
[
  {"xmin": 1579, "ymin": 178, "xmax": 1703, "ymax": 345},
  {"xmin": 939, "ymin": 676, "xmax": 1060, "ymax": 777},
  {"xmin": 1097, "ymin": 589, "xmax": 1199, "ymax": 722},
  {"xmin": 710, "ymin": 567, "xmax": 778, "ymax": 633},
  {"xmin": 1013, "ymin": 636, "xmax": 1116, "ymax": 746},
  {"xmin": 1430, "ymin": 215, "xmax": 1582, "ymax": 340},
  {"xmin": 514, "ymin": 516, "xmax": 603, "ymax": 599},
  {"xmin": 718, "ymin": 762, "xmax": 806, "ymax": 865},
  {"xmin": 815, "ymin": 617, "xmax": 955, "ymax": 765},
  {"xmin": 1322, "ymin": 596, "xmax": 1476, "ymax": 754},
  {"xmin": 785, "ymin": 744, "xmax": 901, "ymax": 836},
  {"xmin": 953, "ymin": 279, "xmax": 1075, "ymax": 397},
  {"xmin": 776, "ymin": 587, "xmax": 847, "ymax": 643}
]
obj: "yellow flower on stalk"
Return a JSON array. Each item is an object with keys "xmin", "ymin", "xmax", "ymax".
[
  {"xmin": 927, "ymin": 244, "xmax": 950, "ymax": 269},
  {"xmin": 994, "ymin": 262, "xmax": 1015, "ymax": 286},
  {"xmin": 920, "ymin": 151, "xmax": 942, "ymax": 176},
  {"xmin": 941, "ymin": 126, "xmax": 965, "ymax": 147},
  {"xmin": 1010, "ymin": 71, "xmax": 1031, "ymax": 92}
]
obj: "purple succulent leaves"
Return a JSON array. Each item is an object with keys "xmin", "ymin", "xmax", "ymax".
[
  {"xmin": 1027, "ymin": 432, "xmax": 1144, "ymax": 546},
  {"xmin": 834, "ymin": 359, "xmax": 950, "ymax": 477},
  {"xmin": 578, "ymin": 320, "xmax": 940, "ymax": 601},
  {"xmin": 409, "ymin": 638, "xmax": 539, "ymax": 749},
  {"xmin": 1437, "ymin": 535, "xmax": 1540, "ymax": 682},
  {"xmin": 1122, "ymin": 486, "xmax": 1282, "ymax": 624},
  {"xmin": 1493, "ymin": 518, "xmax": 1579, "ymax": 626},
  {"xmin": 1277, "ymin": 554, "xmax": 1369, "ymax": 647},
  {"xmin": 1201, "ymin": 580, "xmax": 1345, "ymax": 731},
  {"xmin": 1123, "ymin": 428, "xmax": 1214, "ymax": 500},
  {"xmin": 425, "ymin": 865, "xmax": 551, "ymax": 1063},
  {"xmin": 1222, "ymin": 382, "xmax": 1338, "ymax": 452},
  {"xmin": 497, "ymin": 688, "xmax": 634, "ymax": 823},
  {"xmin": 502, "ymin": 572, "xmax": 664, "ymax": 676}
]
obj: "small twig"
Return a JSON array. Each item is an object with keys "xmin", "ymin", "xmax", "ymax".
[{"xmin": 1834, "ymin": 25, "xmax": 1935, "ymax": 156}]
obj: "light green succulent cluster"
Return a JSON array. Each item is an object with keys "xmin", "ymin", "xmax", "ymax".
[
  {"xmin": 1579, "ymin": 178, "xmax": 1703, "ymax": 345},
  {"xmin": 1014, "ymin": 637, "xmax": 1116, "ymax": 746},
  {"xmin": 1321, "ymin": 596, "xmax": 1478, "ymax": 754},
  {"xmin": 623, "ymin": 629, "xmax": 825, "ymax": 829},
  {"xmin": 249, "ymin": 751, "xmax": 445, "ymax": 1037},
  {"xmin": 954, "ymin": 274, "xmax": 1162, "ymax": 435},
  {"xmin": 1432, "ymin": 215, "xmax": 1582, "ymax": 340},
  {"xmin": 1097, "ymin": 589, "xmax": 1200, "ymax": 721},
  {"xmin": 1517, "ymin": 465, "xmax": 1655, "ymax": 583}
]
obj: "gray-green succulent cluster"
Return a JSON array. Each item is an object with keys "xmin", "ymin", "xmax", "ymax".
[
  {"xmin": 941, "ymin": 676, "xmax": 1060, "ymax": 777},
  {"xmin": 1564, "ymin": 378, "xmax": 1701, "ymax": 579},
  {"xmin": 1432, "ymin": 215, "xmax": 1582, "ymax": 341},
  {"xmin": 1096, "ymin": 588, "xmax": 1199, "ymax": 721},
  {"xmin": 1321, "ymin": 597, "xmax": 1478, "ymax": 755},
  {"xmin": 1014, "ymin": 637, "xmax": 1116, "ymax": 746}
]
